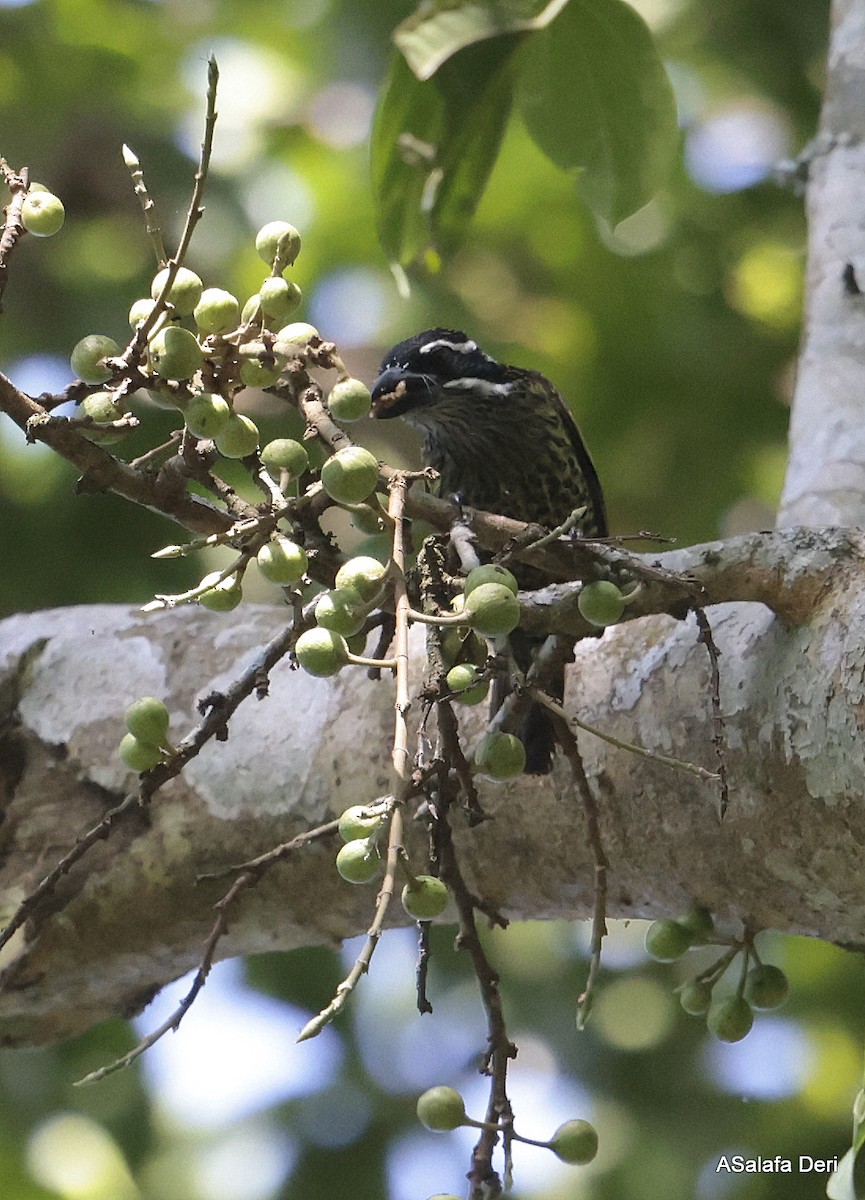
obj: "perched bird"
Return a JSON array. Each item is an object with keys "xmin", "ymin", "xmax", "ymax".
[{"xmin": 370, "ymin": 328, "xmax": 607, "ymax": 773}]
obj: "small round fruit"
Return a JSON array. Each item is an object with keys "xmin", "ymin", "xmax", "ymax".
[
  {"xmin": 464, "ymin": 564, "xmax": 518, "ymax": 598},
  {"xmin": 474, "ymin": 731, "xmax": 526, "ymax": 779},
  {"xmin": 21, "ymin": 190, "xmax": 65, "ymax": 236},
  {"xmin": 274, "ymin": 321, "xmax": 320, "ymax": 349},
  {"xmin": 744, "ymin": 964, "xmax": 789, "ymax": 1011},
  {"xmin": 150, "ymin": 266, "xmax": 204, "ymax": 315},
  {"xmin": 315, "ymin": 587, "xmax": 366, "ymax": 637},
  {"xmin": 215, "ymin": 413, "xmax": 259, "ymax": 459},
  {"xmin": 128, "ymin": 297, "xmax": 157, "ymax": 328},
  {"xmin": 194, "ymin": 287, "xmax": 240, "ymax": 334},
  {"xmin": 124, "ymin": 696, "xmax": 169, "ymax": 746},
  {"xmin": 79, "ymin": 390, "xmax": 129, "ymax": 444},
  {"xmin": 338, "ymin": 805, "xmax": 384, "ymax": 843},
  {"xmin": 238, "ymin": 346, "xmax": 286, "ymax": 388},
  {"xmin": 335, "ymin": 838, "xmax": 380, "ymax": 884},
  {"xmin": 255, "ymin": 220, "xmax": 302, "ymax": 268},
  {"xmin": 644, "ymin": 918, "xmax": 693, "ymax": 962},
  {"xmin": 445, "ymin": 663, "xmax": 488, "ymax": 706},
  {"xmin": 295, "ymin": 627, "xmax": 348, "ymax": 677},
  {"xmin": 416, "ymin": 1086, "xmax": 466, "ymax": 1132},
  {"xmin": 241, "ymin": 293, "xmax": 263, "ymax": 324},
  {"xmin": 70, "ymin": 334, "xmax": 121, "ymax": 384},
  {"xmin": 335, "ymin": 556, "xmax": 387, "ymax": 602},
  {"xmin": 441, "ymin": 627, "xmax": 487, "ymax": 669},
  {"xmin": 261, "ymin": 438, "xmax": 309, "ymax": 479},
  {"xmin": 464, "ymin": 582, "xmax": 520, "ymax": 637},
  {"xmin": 676, "ymin": 906, "xmax": 714, "ymax": 942},
  {"xmin": 198, "ymin": 571, "xmax": 243, "ymax": 612},
  {"xmin": 118, "ymin": 733, "xmax": 162, "ymax": 772},
  {"xmin": 147, "ymin": 325, "xmax": 203, "ymax": 381},
  {"xmin": 184, "ymin": 392, "xmax": 231, "ymax": 439},
  {"xmin": 320, "ymin": 446, "xmax": 379, "ymax": 505},
  {"xmin": 707, "ymin": 995, "xmax": 754, "ymax": 1042},
  {"xmin": 679, "ymin": 980, "xmax": 713, "ymax": 1016},
  {"xmin": 402, "ymin": 875, "xmax": 449, "ymax": 920},
  {"xmin": 328, "ymin": 377, "xmax": 373, "ymax": 422},
  {"xmin": 259, "ymin": 276, "xmax": 303, "ymax": 324},
  {"xmin": 549, "ymin": 1119, "xmax": 599, "ymax": 1165},
  {"xmin": 257, "ymin": 537, "xmax": 308, "ymax": 585},
  {"xmin": 578, "ymin": 580, "xmax": 626, "ymax": 628}
]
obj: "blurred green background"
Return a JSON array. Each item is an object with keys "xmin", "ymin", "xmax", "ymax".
[{"xmin": 1, "ymin": 2, "xmax": 857, "ymax": 1199}]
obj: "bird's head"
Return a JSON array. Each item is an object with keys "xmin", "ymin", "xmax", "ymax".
[{"xmin": 370, "ymin": 328, "xmax": 504, "ymax": 421}]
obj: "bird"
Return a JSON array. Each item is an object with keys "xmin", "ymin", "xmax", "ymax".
[{"xmin": 370, "ymin": 328, "xmax": 607, "ymax": 774}]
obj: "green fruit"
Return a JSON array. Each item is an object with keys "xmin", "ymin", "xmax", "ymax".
[
  {"xmin": 578, "ymin": 580, "xmax": 626, "ymax": 628},
  {"xmin": 320, "ymin": 446, "xmax": 379, "ymax": 505},
  {"xmin": 194, "ymin": 287, "xmax": 240, "ymax": 334},
  {"xmin": 350, "ymin": 504, "xmax": 384, "ymax": 536},
  {"xmin": 464, "ymin": 564, "xmax": 518, "ymax": 597},
  {"xmin": 70, "ymin": 334, "xmax": 121, "ymax": 384},
  {"xmin": 644, "ymin": 918, "xmax": 693, "ymax": 962},
  {"xmin": 184, "ymin": 392, "xmax": 231, "ymax": 439},
  {"xmin": 21, "ymin": 190, "xmax": 65, "ymax": 236},
  {"xmin": 124, "ymin": 696, "xmax": 169, "ymax": 746},
  {"xmin": 147, "ymin": 325, "xmax": 203, "ymax": 381},
  {"xmin": 335, "ymin": 838, "xmax": 380, "ymax": 884},
  {"xmin": 261, "ymin": 438, "xmax": 309, "ymax": 479},
  {"xmin": 744, "ymin": 964, "xmax": 789, "ymax": 1011},
  {"xmin": 255, "ymin": 221, "xmax": 302, "ymax": 269},
  {"xmin": 215, "ymin": 413, "xmax": 260, "ymax": 459},
  {"xmin": 79, "ymin": 390, "xmax": 130, "ymax": 445},
  {"xmin": 257, "ymin": 537, "xmax": 308, "ymax": 584},
  {"xmin": 241, "ymin": 293, "xmax": 263, "ymax": 324},
  {"xmin": 335, "ymin": 556, "xmax": 387, "ymax": 602},
  {"xmin": 295, "ymin": 627, "xmax": 348, "ymax": 677},
  {"xmin": 118, "ymin": 733, "xmax": 162, "ymax": 772},
  {"xmin": 441, "ymin": 627, "xmax": 487, "ymax": 669},
  {"xmin": 150, "ymin": 266, "xmax": 204, "ymax": 315},
  {"xmin": 549, "ymin": 1119, "xmax": 599, "ymax": 1165},
  {"xmin": 238, "ymin": 344, "xmax": 286, "ymax": 388},
  {"xmin": 128, "ymin": 297, "xmax": 157, "ymax": 328},
  {"xmin": 676, "ymin": 906, "xmax": 714, "ymax": 942},
  {"xmin": 338, "ymin": 805, "xmax": 384, "ymax": 842},
  {"xmin": 416, "ymin": 1086, "xmax": 466, "ymax": 1132},
  {"xmin": 474, "ymin": 731, "xmax": 526, "ymax": 779},
  {"xmin": 198, "ymin": 570, "xmax": 243, "ymax": 612},
  {"xmin": 679, "ymin": 980, "xmax": 713, "ymax": 1016},
  {"xmin": 259, "ymin": 276, "xmax": 303, "ymax": 324},
  {"xmin": 707, "ymin": 995, "xmax": 754, "ymax": 1042},
  {"xmin": 402, "ymin": 875, "xmax": 450, "ymax": 920},
  {"xmin": 315, "ymin": 587, "xmax": 367, "ymax": 637},
  {"xmin": 274, "ymin": 321, "xmax": 320, "ymax": 350},
  {"xmin": 464, "ymin": 583, "xmax": 520, "ymax": 637},
  {"xmin": 328, "ymin": 377, "xmax": 373, "ymax": 422},
  {"xmin": 445, "ymin": 663, "xmax": 488, "ymax": 706}
]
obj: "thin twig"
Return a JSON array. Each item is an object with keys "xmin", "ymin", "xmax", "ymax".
[
  {"xmin": 122, "ymin": 143, "xmax": 167, "ymax": 266},
  {"xmin": 692, "ymin": 606, "xmax": 731, "ymax": 820}
]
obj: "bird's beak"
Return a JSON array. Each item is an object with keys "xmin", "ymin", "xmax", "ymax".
[{"xmin": 370, "ymin": 368, "xmax": 434, "ymax": 418}]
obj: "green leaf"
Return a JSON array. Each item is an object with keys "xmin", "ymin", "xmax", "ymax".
[
  {"xmin": 518, "ymin": 0, "xmax": 678, "ymax": 226},
  {"xmin": 395, "ymin": 0, "xmax": 570, "ymax": 80},
  {"xmin": 371, "ymin": 41, "xmax": 516, "ymax": 266}
]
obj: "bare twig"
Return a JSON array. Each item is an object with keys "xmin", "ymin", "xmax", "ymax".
[{"xmin": 693, "ymin": 606, "xmax": 731, "ymax": 820}]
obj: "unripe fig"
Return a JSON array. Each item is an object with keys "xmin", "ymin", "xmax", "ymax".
[
  {"xmin": 464, "ymin": 564, "xmax": 518, "ymax": 597},
  {"xmin": 335, "ymin": 838, "xmax": 380, "ymax": 884},
  {"xmin": 402, "ymin": 875, "xmax": 450, "ymax": 920},
  {"xmin": 578, "ymin": 580, "xmax": 626, "ymax": 627},
  {"xmin": 445, "ymin": 663, "xmax": 488, "ymax": 706},
  {"xmin": 237, "ymin": 343, "xmax": 286, "ymax": 388},
  {"xmin": 338, "ymin": 805, "xmax": 384, "ymax": 843},
  {"xmin": 128, "ymin": 297, "xmax": 157, "ymax": 328},
  {"xmin": 124, "ymin": 696, "xmax": 169, "ymax": 746},
  {"xmin": 315, "ymin": 587, "xmax": 367, "ymax": 637},
  {"xmin": 215, "ymin": 413, "xmax": 259, "ymax": 459},
  {"xmin": 274, "ymin": 321, "xmax": 320, "ymax": 350},
  {"xmin": 707, "ymin": 995, "xmax": 754, "ymax": 1042},
  {"xmin": 334, "ymin": 556, "xmax": 387, "ymax": 601},
  {"xmin": 474, "ymin": 731, "xmax": 526, "ymax": 779},
  {"xmin": 198, "ymin": 570, "xmax": 243, "ymax": 612},
  {"xmin": 295, "ymin": 627, "xmax": 348, "ymax": 677},
  {"xmin": 416, "ymin": 1086, "xmax": 466, "ymax": 1132},
  {"xmin": 679, "ymin": 980, "xmax": 713, "ymax": 1016},
  {"xmin": 21, "ymin": 190, "xmax": 65, "ymax": 236},
  {"xmin": 320, "ymin": 446, "xmax": 379, "ymax": 505},
  {"xmin": 147, "ymin": 325, "xmax": 203, "ymax": 381},
  {"xmin": 70, "ymin": 334, "xmax": 121, "ymax": 384},
  {"xmin": 184, "ymin": 392, "xmax": 231, "ymax": 439},
  {"xmin": 677, "ymin": 906, "xmax": 714, "ymax": 942},
  {"xmin": 644, "ymin": 918, "xmax": 693, "ymax": 962},
  {"xmin": 257, "ymin": 537, "xmax": 308, "ymax": 585},
  {"xmin": 118, "ymin": 733, "xmax": 163, "ymax": 772},
  {"xmin": 464, "ymin": 582, "xmax": 520, "ymax": 637},
  {"xmin": 328, "ymin": 377, "xmax": 373, "ymax": 422},
  {"xmin": 441, "ymin": 627, "xmax": 487, "ymax": 669},
  {"xmin": 549, "ymin": 1119, "xmax": 599, "ymax": 1165},
  {"xmin": 255, "ymin": 221, "xmax": 301, "ymax": 268},
  {"xmin": 194, "ymin": 287, "xmax": 240, "ymax": 334},
  {"xmin": 261, "ymin": 438, "xmax": 309, "ymax": 479},
  {"xmin": 150, "ymin": 266, "xmax": 204, "ymax": 315},
  {"xmin": 259, "ymin": 276, "xmax": 302, "ymax": 323},
  {"xmin": 744, "ymin": 964, "xmax": 789, "ymax": 1011}
]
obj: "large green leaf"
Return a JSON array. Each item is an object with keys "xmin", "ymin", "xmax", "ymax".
[
  {"xmin": 370, "ymin": 40, "xmax": 516, "ymax": 266},
  {"xmin": 518, "ymin": 0, "xmax": 678, "ymax": 226},
  {"xmin": 395, "ymin": 0, "xmax": 570, "ymax": 80}
]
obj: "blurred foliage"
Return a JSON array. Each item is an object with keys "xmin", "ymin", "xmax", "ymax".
[{"xmin": 2, "ymin": 1, "xmax": 859, "ymax": 1200}]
